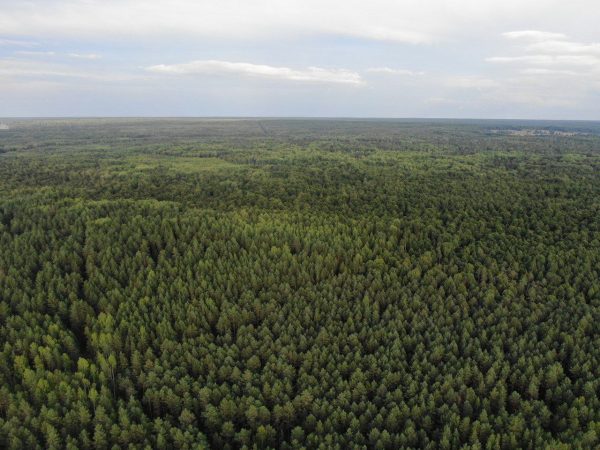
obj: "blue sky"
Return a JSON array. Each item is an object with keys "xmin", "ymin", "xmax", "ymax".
[{"xmin": 1, "ymin": 0, "xmax": 599, "ymax": 119}]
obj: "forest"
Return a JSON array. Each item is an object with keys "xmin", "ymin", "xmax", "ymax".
[{"xmin": 0, "ymin": 118, "xmax": 599, "ymax": 449}]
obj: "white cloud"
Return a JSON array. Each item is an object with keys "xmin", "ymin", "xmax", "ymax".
[
  {"xmin": 476, "ymin": 31, "xmax": 600, "ymax": 111},
  {"xmin": 526, "ymin": 40, "xmax": 600, "ymax": 56},
  {"xmin": 68, "ymin": 53, "xmax": 101, "ymax": 60},
  {"xmin": 366, "ymin": 67, "xmax": 424, "ymax": 76},
  {"xmin": 487, "ymin": 31, "xmax": 600, "ymax": 74},
  {"xmin": 15, "ymin": 51, "xmax": 56, "ymax": 56},
  {"xmin": 502, "ymin": 30, "xmax": 567, "ymax": 41},
  {"xmin": 346, "ymin": 27, "xmax": 434, "ymax": 44},
  {"xmin": 0, "ymin": 58, "xmax": 143, "ymax": 82},
  {"xmin": 0, "ymin": 59, "xmax": 73, "ymax": 78},
  {"xmin": 146, "ymin": 60, "xmax": 364, "ymax": 85},
  {"xmin": 0, "ymin": 0, "xmax": 439, "ymax": 44},
  {"xmin": 0, "ymin": 38, "xmax": 38, "ymax": 47},
  {"xmin": 1, "ymin": 0, "xmax": 597, "ymax": 45},
  {"xmin": 519, "ymin": 68, "xmax": 579, "ymax": 76},
  {"xmin": 486, "ymin": 54, "xmax": 600, "ymax": 67}
]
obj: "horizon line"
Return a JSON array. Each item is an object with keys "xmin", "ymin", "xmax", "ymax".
[{"xmin": 1, "ymin": 116, "xmax": 599, "ymax": 122}]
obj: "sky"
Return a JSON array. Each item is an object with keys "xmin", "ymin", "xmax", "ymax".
[{"xmin": 0, "ymin": 0, "xmax": 599, "ymax": 119}]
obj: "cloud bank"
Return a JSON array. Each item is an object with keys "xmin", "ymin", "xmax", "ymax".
[
  {"xmin": 146, "ymin": 60, "xmax": 364, "ymax": 85},
  {"xmin": 1, "ymin": 0, "xmax": 597, "ymax": 44},
  {"xmin": 366, "ymin": 67, "xmax": 424, "ymax": 76},
  {"xmin": 488, "ymin": 30, "xmax": 600, "ymax": 73},
  {"xmin": 0, "ymin": 1, "xmax": 599, "ymax": 118}
]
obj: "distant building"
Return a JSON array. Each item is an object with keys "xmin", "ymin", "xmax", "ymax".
[{"xmin": 0, "ymin": 123, "xmax": 9, "ymax": 130}]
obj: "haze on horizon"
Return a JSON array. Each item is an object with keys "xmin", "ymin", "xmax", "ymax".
[{"xmin": 1, "ymin": 0, "xmax": 599, "ymax": 119}]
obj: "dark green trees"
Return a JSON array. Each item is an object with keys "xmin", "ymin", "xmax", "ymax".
[{"xmin": 1, "ymin": 119, "xmax": 599, "ymax": 448}]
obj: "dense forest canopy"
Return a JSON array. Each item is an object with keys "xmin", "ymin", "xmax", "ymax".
[{"xmin": 0, "ymin": 118, "xmax": 599, "ymax": 449}]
